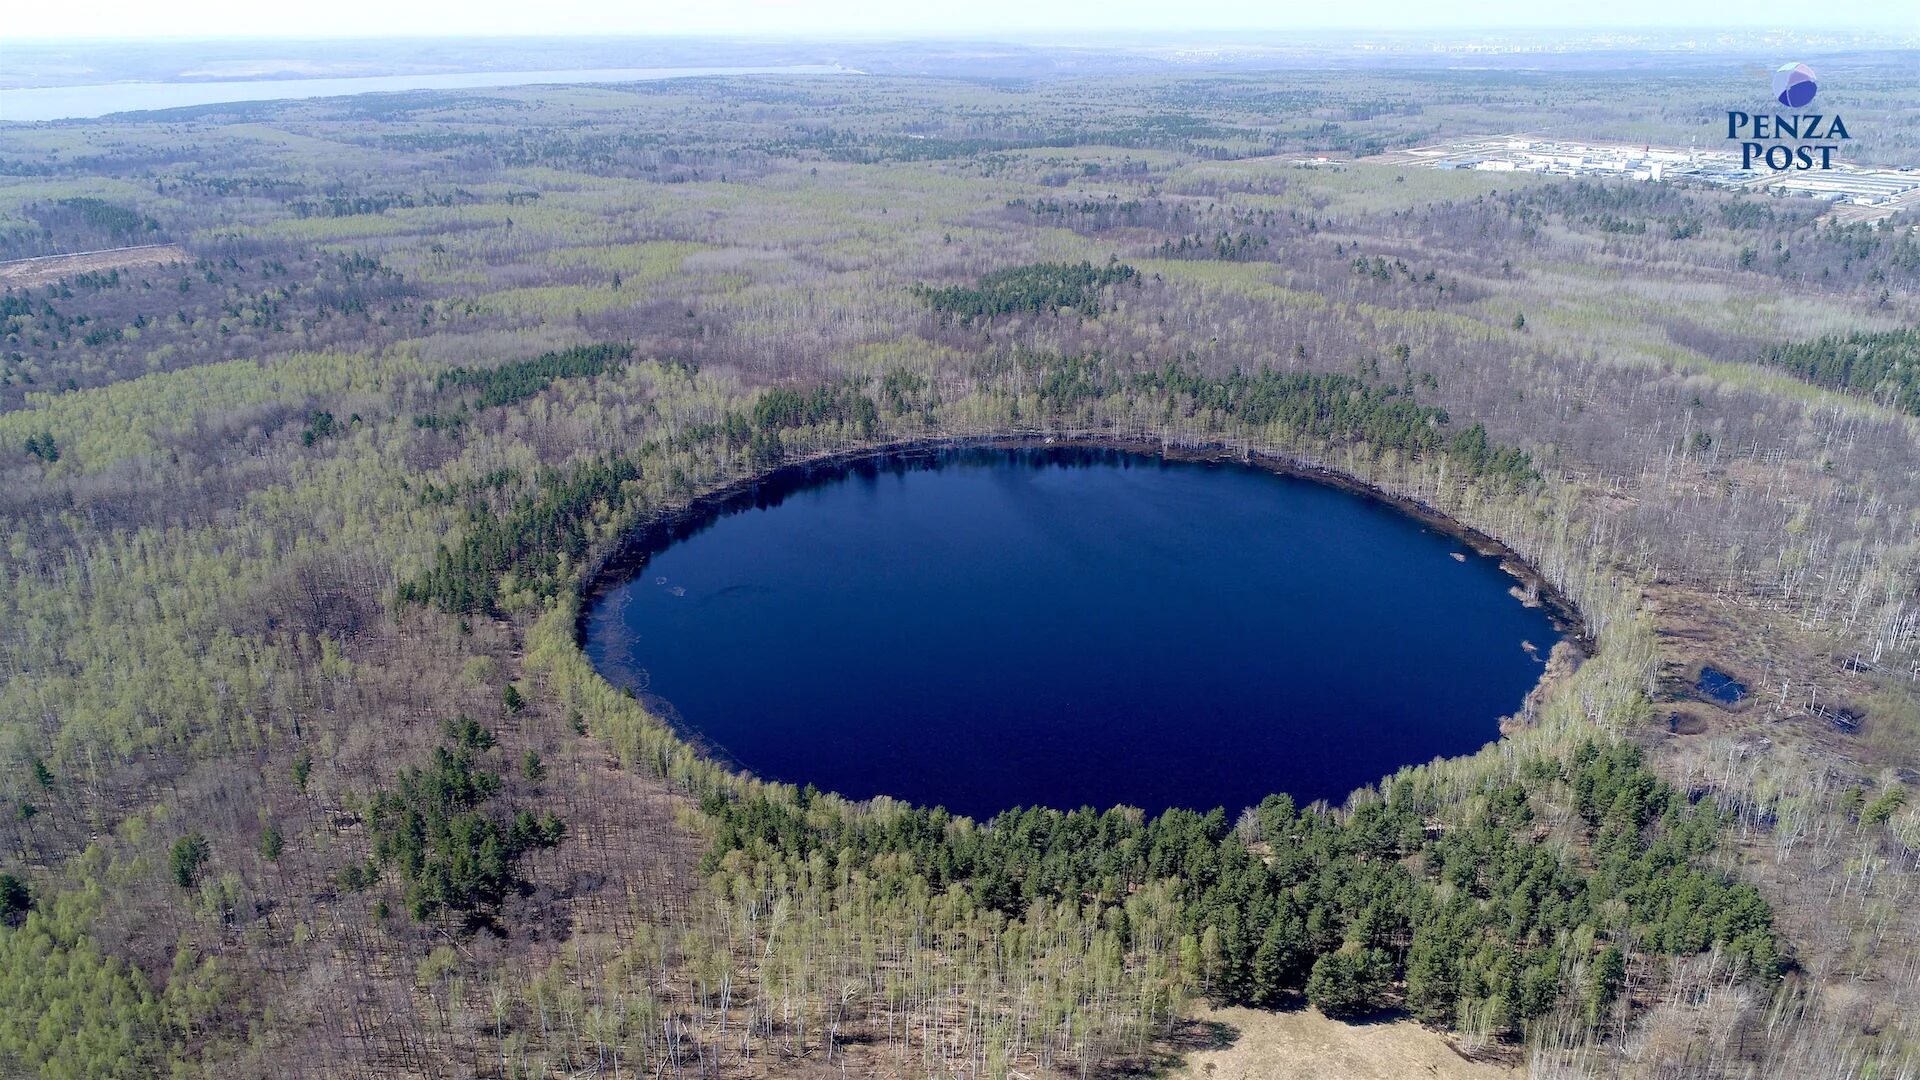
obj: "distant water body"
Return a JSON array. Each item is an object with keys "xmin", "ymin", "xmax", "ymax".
[
  {"xmin": 583, "ymin": 447, "xmax": 1566, "ymax": 820},
  {"xmin": 0, "ymin": 66, "xmax": 853, "ymax": 122}
]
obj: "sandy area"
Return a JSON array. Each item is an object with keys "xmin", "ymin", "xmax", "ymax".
[
  {"xmin": 0, "ymin": 244, "xmax": 188, "ymax": 287},
  {"xmin": 1168, "ymin": 1007, "xmax": 1520, "ymax": 1080}
]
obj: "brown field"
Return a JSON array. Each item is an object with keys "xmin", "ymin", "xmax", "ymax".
[
  {"xmin": 1166, "ymin": 1007, "xmax": 1520, "ymax": 1080},
  {"xmin": 0, "ymin": 242, "xmax": 188, "ymax": 286}
]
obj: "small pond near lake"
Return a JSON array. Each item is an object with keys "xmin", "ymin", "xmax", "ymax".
[{"xmin": 1697, "ymin": 666, "xmax": 1749, "ymax": 706}]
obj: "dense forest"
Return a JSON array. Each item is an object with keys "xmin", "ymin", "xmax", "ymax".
[
  {"xmin": 1, "ymin": 62, "xmax": 1918, "ymax": 1080},
  {"xmin": 1758, "ymin": 328, "xmax": 1920, "ymax": 416},
  {"xmin": 913, "ymin": 260, "xmax": 1141, "ymax": 321},
  {"xmin": 703, "ymin": 738, "xmax": 1778, "ymax": 1031}
]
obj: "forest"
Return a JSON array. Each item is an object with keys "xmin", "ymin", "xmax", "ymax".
[
  {"xmin": 1758, "ymin": 328, "xmax": 1920, "ymax": 415},
  {"xmin": 0, "ymin": 59, "xmax": 1918, "ymax": 1080},
  {"xmin": 701, "ymin": 737, "xmax": 1779, "ymax": 1029}
]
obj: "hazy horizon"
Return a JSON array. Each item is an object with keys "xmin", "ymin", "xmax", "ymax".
[{"xmin": 6, "ymin": 0, "xmax": 1916, "ymax": 43}]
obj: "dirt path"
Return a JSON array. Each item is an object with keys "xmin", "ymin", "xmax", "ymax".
[
  {"xmin": 1169, "ymin": 1007, "xmax": 1520, "ymax": 1080},
  {"xmin": 0, "ymin": 243, "xmax": 188, "ymax": 287}
]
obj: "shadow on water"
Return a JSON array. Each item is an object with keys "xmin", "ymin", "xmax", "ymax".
[{"xmin": 597, "ymin": 446, "xmax": 1170, "ymax": 573}]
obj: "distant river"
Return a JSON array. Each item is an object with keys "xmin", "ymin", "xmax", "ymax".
[
  {"xmin": 0, "ymin": 65, "xmax": 854, "ymax": 122},
  {"xmin": 583, "ymin": 446, "xmax": 1566, "ymax": 819}
]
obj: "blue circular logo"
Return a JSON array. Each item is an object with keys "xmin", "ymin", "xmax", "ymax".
[{"xmin": 1773, "ymin": 63, "xmax": 1817, "ymax": 108}]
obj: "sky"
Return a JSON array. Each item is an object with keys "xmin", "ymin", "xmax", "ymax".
[{"xmin": 4, "ymin": 0, "xmax": 1917, "ymax": 42}]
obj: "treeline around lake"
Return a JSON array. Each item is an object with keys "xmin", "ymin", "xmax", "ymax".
[
  {"xmin": 399, "ymin": 351, "xmax": 1536, "ymax": 615},
  {"xmin": 700, "ymin": 739, "xmax": 1776, "ymax": 1037}
]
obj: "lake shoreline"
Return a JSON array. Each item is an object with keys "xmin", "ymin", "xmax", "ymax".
[
  {"xmin": 579, "ymin": 432, "xmax": 1590, "ymax": 645},
  {"xmin": 574, "ymin": 431, "xmax": 1592, "ymax": 764},
  {"xmin": 0, "ymin": 65, "xmax": 856, "ymax": 122}
]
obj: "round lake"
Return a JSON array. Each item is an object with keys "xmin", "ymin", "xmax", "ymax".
[{"xmin": 582, "ymin": 447, "xmax": 1564, "ymax": 819}]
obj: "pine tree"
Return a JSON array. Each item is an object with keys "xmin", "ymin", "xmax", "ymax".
[
  {"xmin": 170, "ymin": 833, "xmax": 210, "ymax": 889},
  {"xmin": 259, "ymin": 825, "xmax": 284, "ymax": 863}
]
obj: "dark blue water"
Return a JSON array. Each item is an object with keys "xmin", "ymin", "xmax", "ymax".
[
  {"xmin": 1697, "ymin": 666, "xmax": 1747, "ymax": 705},
  {"xmin": 583, "ymin": 448, "xmax": 1562, "ymax": 819}
]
